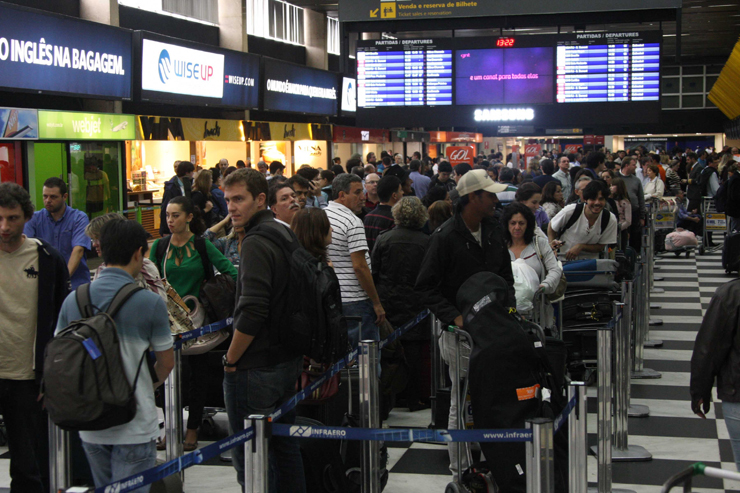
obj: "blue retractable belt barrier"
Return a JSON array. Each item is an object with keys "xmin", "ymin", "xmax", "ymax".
[{"xmin": 90, "ymin": 307, "xmax": 585, "ymax": 493}]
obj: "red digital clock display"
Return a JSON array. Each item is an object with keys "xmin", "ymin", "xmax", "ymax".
[{"xmin": 496, "ymin": 38, "xmax": 515, "ymax": 47}]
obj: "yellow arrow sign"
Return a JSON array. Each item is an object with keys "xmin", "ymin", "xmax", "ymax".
[{"xmin": 370, "ymin": 8, "xmax": 379, "ymax": 17}]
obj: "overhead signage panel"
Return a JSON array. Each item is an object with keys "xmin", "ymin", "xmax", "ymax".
[
  {"xmin": 341, "ymin": 77, "xmax": 357, "ymax": 113},
  {"xmin": 339, "ymin": 0, "xmax": 681, "ymax": 22},
  {"xmin": 38, "ymin": 111, "xmax": 136, "ymax": 140},
  {"xmin": 0, "ymin": 3, "xmax": 132, "ymax": 100},
  {"xmin": 138, "ymin": 32, "xmax": 260, "ymax": 110},
  {"xmin": 263, "ymin": 59, "xmax": 338, "ymax": 116}
]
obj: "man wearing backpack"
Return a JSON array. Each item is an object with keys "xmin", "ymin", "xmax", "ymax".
[
  {"xmin": 548, "ymin": 180, "xmax": 618, "ymax": 260},
  {"xmin": 0, "ymin": 183, "xmax": 69, "ymax": 493},
  {"xmin": 54, "ymin": 220, "xmax": 174, "ymax": 492},
  {"xmin": 221, "ymin": 168, "xmax": 306, "ymax": 493}
]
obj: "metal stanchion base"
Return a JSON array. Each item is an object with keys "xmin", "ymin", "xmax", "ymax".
[
  {"xmin": 648, "ymin": 318, "xmax": 664, "ymax": 326},
  {"xmin": 654, "ymin": 276, "xmax": 665, "ymax": 281},
  {"xmin": 588, "ymin": 488, "xmax": 637, "ymax": 493},
  {"xmin": 650, "ymin": 304, "xmax": 662, "ymax": 309},
  {"xmin": 631, "ymin": 368, "xmax": 662, "ymax": 379},
  {"xmin": 650, "ymin": 287, "xmax": 665, "ymax": 294},
  {"xmin": 611, "ymin": 445, "xmax": 653, "ymax": 462},
  {"xmin": 644, "ymin": 339, "xmax": 664, "ymax": 347},
  {"xmin": 590, "ymin": 444, "xmax": 653, "ymax": 462},
  {"xmin": 628, "ymin": 404, "xmax": 650, "ymax": 418}
]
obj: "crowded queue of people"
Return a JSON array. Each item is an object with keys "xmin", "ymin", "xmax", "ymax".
[{"xmin": 3, "ymin": 144, "xmax": 739, "ymax": 492}]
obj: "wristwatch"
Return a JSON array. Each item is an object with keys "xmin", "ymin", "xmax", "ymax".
[{"xmin": 222, "ymin": 354, "xmax": 237, "ymax": 368}]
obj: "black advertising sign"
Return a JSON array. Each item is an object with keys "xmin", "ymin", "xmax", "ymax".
[
  {"xmin": 263, "ymin": 59, "xmax": 338, "ymax": 116},
  {"xmin": 339, "ymin": 0, "xmax": 680, "ymax": 22},
  {"xmin": 138, "ymin": 32, "xmax": 260, "ymax": 109},
  {"xmin": 0, "ymin": 3, "xmax": 132, "ymax": 100}
]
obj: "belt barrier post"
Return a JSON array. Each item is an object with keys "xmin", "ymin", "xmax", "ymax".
[
  {"xmin": 48, "ymin": 418, "xmax": 72, "ymax": 493},
  {"xmin": 623, "ymin": 280, "xmax": 649, "ymax": 418},
  {"xmin": 244, "ymin": 415, "xmax": 269, "ymax": 493},
  {"xmin": 526, "ymin": 418, "xmax": 554, "ymax": 493},
  {"xmin": 359, "ymin": 340, "xmax": 380, "ymax": 493},
  {"xmin": 164, "ymin": 349, "xmax": 184, "ymax": 482},
  {"xmin": 646, "ymin": 205, "xmax": 665, "ymax": 336},
  {"xmin": 568, "ymin": 382, "xmax": 588, "ymax": 493},
  {"xmin": 430, "ymin": 315, "xmax": 443, "ymax": 428},
  {"xmin": 632, "ymin": 254, "xmax": 662, "ymax": 379},
  {"xmin": 612, "ymin": 299, "xmax": 652, "ymax": 462},
  {"xmin": 648, "ymin": 204, "xmax": 665, "ymax": 293}
]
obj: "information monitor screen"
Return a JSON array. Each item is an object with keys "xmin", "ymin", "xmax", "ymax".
[
  {"xmin": 357, "ymin": 39, "xmax": 452, "ymax": 108},
  {"xmin": 556, "ymin": 33, "xmax": 661, "ymax": 103}
]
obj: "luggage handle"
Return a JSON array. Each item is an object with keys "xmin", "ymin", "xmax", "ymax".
[{"xmin": 344, "ymin": 316, "xmax": 362, "ymax": 417}]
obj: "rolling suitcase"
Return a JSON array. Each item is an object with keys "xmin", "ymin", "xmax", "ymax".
[
  {"xmin": 723, "ymin": 231, "xmax": 740, "ymax": 273},
  {"xmin": 562, "ymin": 259, "xmax": 619, "ymax": 290}
]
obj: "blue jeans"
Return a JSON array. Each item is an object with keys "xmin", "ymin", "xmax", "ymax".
[
  {"xmin": 223, "ymin": 357, "xmax": 305, "ymax": 493},
  {"xmin": 343, "ymin": 299, "xmax": 381, "ymax": 349},
  {"xmin": 723, "ymin": 401, "xmax": 740, "ymax": 471},
  {"xmin": 81, "ymin": 440, "xmax": 156, "ymax": 493}
]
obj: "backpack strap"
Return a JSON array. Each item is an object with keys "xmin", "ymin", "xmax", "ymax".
[
  {"xmin": 557, "ymin": 203, "xmax": 584, "ymax": 239},
  {"xmin": 600, "ymin": 210, "xmax": 612, "ymax": 234},
  {"xmin": 155, "ymin": 236, "xmax": 171, "ymax": 277},
  {"xmin": 75, "ymin": 283, "xmax": 95, "ymax": 319},
  {"xmin": 105, "ymin": 283, "xmax": 144, "ymax": 319},
  {"xmin": 192, "ymin": 236, "xmax": 214, "ymax": 281}
]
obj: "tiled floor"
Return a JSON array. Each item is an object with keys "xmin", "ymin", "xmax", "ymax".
[{"xmin": 1, "ymin": 243, "xmax": 738, "ymax": 492}]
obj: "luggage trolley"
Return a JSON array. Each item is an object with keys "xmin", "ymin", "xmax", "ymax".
[
  {"xmin": 661, "ymin": 463, "xmax": 740, "ymax": 492},
  {"xmin": 443, "ymin": 326, "xmax": 497, "ymax": 493},
  {"xmin": 699, "ymin": 196, "xmax": 728, "ymax": 255}
]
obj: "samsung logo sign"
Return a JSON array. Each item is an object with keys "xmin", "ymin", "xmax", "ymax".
[
  {"xmin": 474, "ymin": 108, "xmax": 534, "ymax": 122},
  {"xmin": 142, "ymin": 39, "xmax": 224, "ymax": 99}
]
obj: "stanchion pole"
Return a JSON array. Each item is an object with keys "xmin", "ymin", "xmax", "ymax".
[
  {"xmin": 526, "ymin": 418, "xmax": 554, "ymax": 493},
  {"xmin": 612, "ymin": 300, "xmax": 652, "ymax": 462},
  {"xmin": 48, "ymin": 418, "xmax": 72, "ymax": 493},
  {"xmin": 623, "ymin": 280, "xmax": 649, "ymax": 418},
  {"xmin": 648, "ymin": 204, "xmax": 665, "ymax": 292},
  {"xmin": 359, "ymin": 340, "xmax": 380, "ymax": 493},
  {"xmin": 165, "ymin": 349, "xmax": 184, "ymax": 482},
  {"xmin": 632, "ymin": 253, "xmax": 662, "ymax": 379},
  {"xmin": 245, "ymin": 415, "xmax": 269, "ymax": 493},
  {"xmin": 568, "ymin": 383, "xmax": 587, "ymax": 493},
  {"xmin": 430, "ymin": 314, "xmax": 440, "ymax": 427}
]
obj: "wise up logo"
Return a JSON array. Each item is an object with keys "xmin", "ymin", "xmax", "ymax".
[{"xmin": 157, "ymin": 49, "xmax": 215, "ymax": 84}]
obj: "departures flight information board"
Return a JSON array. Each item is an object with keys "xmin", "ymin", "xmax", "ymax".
[
  {"xmin": 556, "ymin": 33, "xmax": 660, "ymax": 103},
  {"xmin": 357, "ymin": 40, "xmax": 453, "ymax": 107}
]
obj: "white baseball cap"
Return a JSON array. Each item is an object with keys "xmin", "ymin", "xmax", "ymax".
[{"xmin": 456, "ymin": 169, "xmax": 508, "ymax": 196}]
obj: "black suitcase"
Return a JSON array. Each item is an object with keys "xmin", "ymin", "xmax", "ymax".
[
  {"xmin": 294, "ymin": 417, "xmax": 352, "ymax": 493},
  {"xmin": 561, "ymin": 290, "xmax": 615, "ymax": 327},
  {"xmin": 723, "ymin": 231, "xmax": 740, "ymax": 273}
]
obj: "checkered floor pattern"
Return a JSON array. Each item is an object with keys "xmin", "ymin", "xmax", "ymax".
[{"xmin": 1, "ymin": 242, "xmax": 738, "ymax": 492}]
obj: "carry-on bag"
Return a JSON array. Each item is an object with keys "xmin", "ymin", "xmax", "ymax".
[
  {"xmin": 724, "ymin": 231, "xmax": 740, "ymax": 273},
  {"xmin": 562, "ymin": 259, "xmax": 619, "ymax": 290}
]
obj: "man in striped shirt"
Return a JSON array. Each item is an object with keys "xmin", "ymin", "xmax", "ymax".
[{"xmin": 326, "ymin": 174, "xmax": 386, "ymax": 348}]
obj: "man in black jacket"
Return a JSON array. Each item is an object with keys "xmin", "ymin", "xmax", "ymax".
[
  {"xmin": 691, "ymin": 278, "xmax": 740, "ymax": 470},
  {"xmin": 0, "ymin": 183, "xmax": 69, "ymax": 493},
  {"xmin": 221, "ymin": 169, "xmax": 305, "ymax": 492},
  {"xmin": 415, "ymin": 169, "xmax": 515, "ymax": 481}
]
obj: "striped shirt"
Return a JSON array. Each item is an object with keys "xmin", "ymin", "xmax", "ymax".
[{"xmin": 326, "ymin": 201, "xmax": 371, "ymax": 303}]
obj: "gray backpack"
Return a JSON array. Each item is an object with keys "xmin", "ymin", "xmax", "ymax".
[{"xmin": 43, "ymin": 283, "xmax": 146, "ymax": 431}]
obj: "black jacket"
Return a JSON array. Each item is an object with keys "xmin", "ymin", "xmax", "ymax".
[
  {"xmin": 429, "ymin": 175, "xmax": 456, "ymax": 193},
  {"xmin": 372, "ymin": 226, "xmax": 430, "ymax": 340},
  {"xmin": 415, "ymin": 212, "xmax": 516, "ymax": 325},
  {"xmin": 691, "ymin": 279, "xmax": 740, "ymax": 405},
  {"xmin": 234, "ymin": 209, "xmax": 297, "ymax": 370},
  {"xmin": 35, "ymin": 239, "xmax": 71, "ymax": 382},
  {"xmin": 159, "ymin": 176, "xmax": 190, "ymax": 236}
]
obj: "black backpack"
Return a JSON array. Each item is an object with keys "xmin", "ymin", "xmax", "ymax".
[
  {"xmin": 155, "ymin": 235, "xmax": 236, "ymax": 323},
  {"xmin": 43, "ymin": 283, "xmax": 147, "ymax": 431},
  {"xmin": 246, "ymin": 222, "xmax": 349, "ymax": 365},
  {"xmin": 557, "ymin": 202, "xmax": 611, "ymax": 239}
]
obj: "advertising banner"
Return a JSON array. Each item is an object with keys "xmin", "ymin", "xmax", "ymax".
[
  {"xmin": 341, "ymin": 77, "xmax": 357, "ymax": 113},
  {"xmin": 38, "ymin": 111, "xmax": 136, "ymax": 140},
  {"xmin": 138, "ymin": 33, "xmax": 260, "ymax": 109},
  {"xmin": 706, "ymin": 213, "xmax": 728, "ymax": 231},
  {"xmin": 0, "ymin": 107, "xmax": 38, "ymax": 140},
  {"xmin": 268, "ymin": 123, "xmax": 313, "ymax": 142},
  {"xmin": 525, "ymin": 144, "xmax": 541, "ymax": 165},
  {"xmin": 263, "ymin": 59, "xmax": 338, "ymax": 116},
  {"xmin": 180, "ymin": 118, "xmax": 243, "ymax": 142},
  {"xmin": 445, "ymin": 146, "xmax": 475, "ymax": 167},
  {"xmin": 654, "ymin": 212, "xmax": 675, "ymax": 230},
  {"xmin": 295, "ymin": 140, "xmax": 327, "ymax": 168},
  {"xmin": 0, "ymin": 3, "xmax": 132, "ymax": 100}
]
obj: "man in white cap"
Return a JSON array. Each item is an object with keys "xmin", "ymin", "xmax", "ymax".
[{"xmin": 415, "ymin": 169, "xmax": 516, "ymax": 482}]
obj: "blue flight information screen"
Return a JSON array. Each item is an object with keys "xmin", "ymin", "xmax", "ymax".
[
  {"xmin": 556, "ymin": 35, "xmax": 660, "ymax": 103},
  {"xmin": 357, "ymin": 40, "xmax": 452, "ymax": 107}
]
